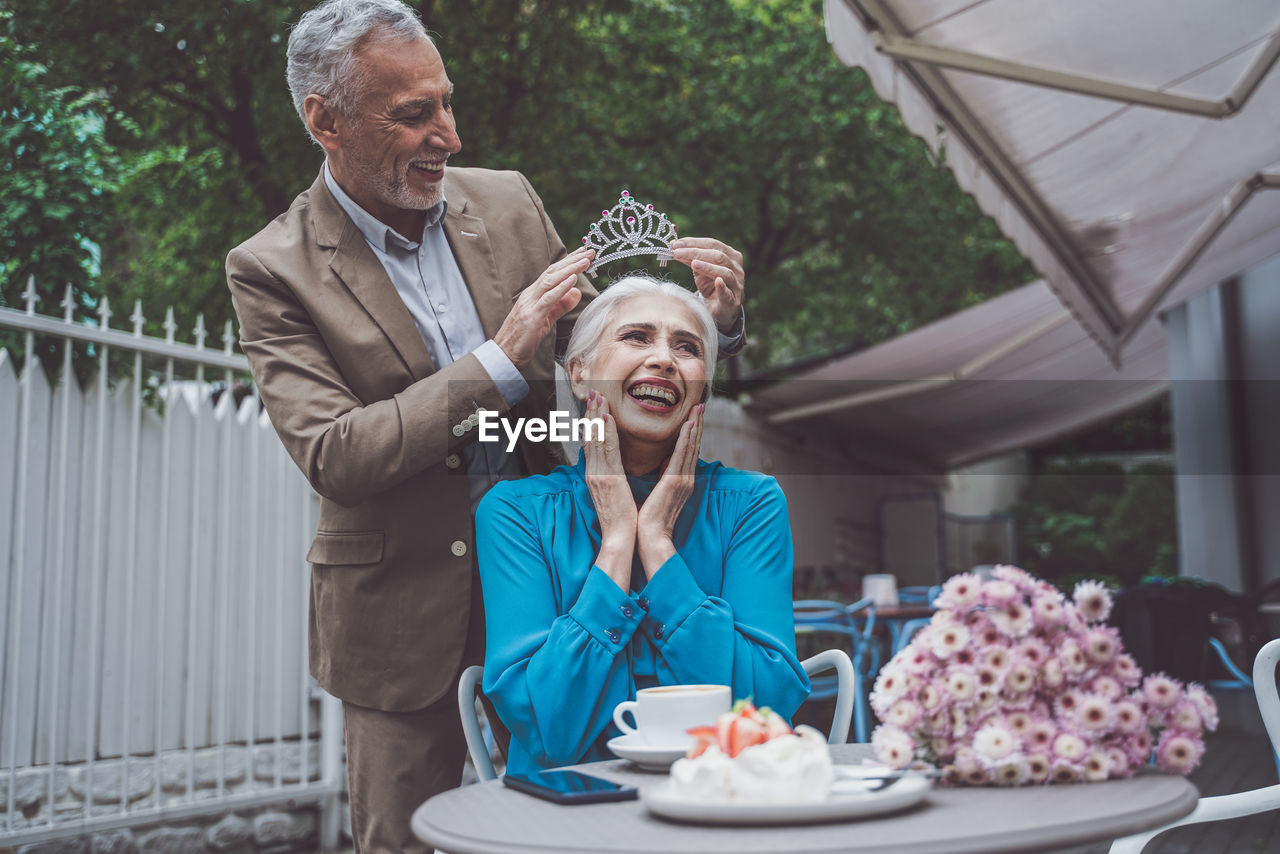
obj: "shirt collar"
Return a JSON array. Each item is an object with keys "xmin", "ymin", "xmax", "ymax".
[{"xmin": 323, "ymin": 161, "xmax": 448, "ymax": 253}]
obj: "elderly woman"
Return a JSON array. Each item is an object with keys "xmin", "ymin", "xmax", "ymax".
[{"xmin": 476, "ymin": 275, "xmax": 808, "ymax": 775}]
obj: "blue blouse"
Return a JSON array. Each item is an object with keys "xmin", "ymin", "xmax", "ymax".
[{"xmin": 475, "ymin": 452, "xmax": 809, "ymax": 776}]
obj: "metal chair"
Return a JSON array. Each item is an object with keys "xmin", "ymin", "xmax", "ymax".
[
  {"xmin": 1107, "ymin": 638, "xmax": 1280, "ymax": 854},
  {"xmin": 794, "ymin": 600, "xmax": 877, "ymax": 744},
  {"xmin": 457, "ymin": 649, "xmax": 858, "ymax": 784}
]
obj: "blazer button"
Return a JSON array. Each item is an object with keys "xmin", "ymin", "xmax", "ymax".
[
  {"xmin": 654, "ymin": 624, "xmax": 666, "ymax": 640},
  {"xmin": 450, "ymin": 540, "xmax": 468, "ymax": 557},
  {"xmin": 452, "ymin": 425, "xmax": 465, "ymax": 437},
  {"xmin": 445, "ymin": 454, "xmax": 462, "ymax": 469},
  {"xmin": 637, "ymin": 596, "xmax": 650, "ymax": 612},
  {"xmin": 605, "ymin": 628, "xmax": 621, "ymax": 644},
  {"xmin": 620, "ymin": 603, "xmax": 634, "ymax": 618}
]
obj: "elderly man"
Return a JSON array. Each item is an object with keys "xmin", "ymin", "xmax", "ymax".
[{"xmin": 226, "ymin": 0, "xmax": 745, "ymax": 850}]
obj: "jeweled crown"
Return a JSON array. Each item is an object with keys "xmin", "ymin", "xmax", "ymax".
[{"xmin": 580, "ymin": 190, "xmax": 677, "ymax": 277}]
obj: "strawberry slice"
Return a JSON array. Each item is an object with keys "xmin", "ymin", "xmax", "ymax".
[
  {"xmin": 725, "ymin": 715, "xmax": 768, "ymax": 757},
  {"xmin": 685, "ymin": 725, "xmax": 718, "ymax": 759}
]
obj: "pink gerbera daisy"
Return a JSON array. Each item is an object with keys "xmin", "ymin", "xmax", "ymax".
[
  {"xmin": 992, "ymin": 601, "xmax": 1034, "ymax": 637},
  {"xmin": 1113, "ymin": 699, "xmax": 1145, "ymax": 734},
  {"xmin": 1090, "ymin": 675, "xmax": 1122, "ymax": 700},
  {"xmin": 872, "ymin": 724, "xmax": 917, "ymax": 769},
  {"xmin": 930, "ymin": 623, "xmax": 972, "ymax": 660},
  {"xmin": 935, "ymin": 573, "xmax": 983, "ymax": 611},
  {"xmin": 973, "ymin": 723, "xmax": 1019, "ymax": 764},
  {"xmin": 1005, "ymin": 662, "xmax": 1037, "ymax": 695},
  {"xmin": 1156, "ymin": 731, "xmax": 1204, "ymax": 775},
  {"xmin": 1072, "ymin": 580, "xmax": 1113, "ymax": 623},
  {"xmin": 1112, "ymin": 653, "xmax": 1141, "ymax": 686},
  {"xmin": 1075, "ymin": 694, "xmax": 1115, "ymax": 733},
  {"xmin": 887, "ymin": 698, "xmax": 923, "ymax": 730},
  {"xmin": 1052, "ymin": 732, "xmax": 1087, "ymax": 762},
  {"xmin": 1185, "ymin": 683, "xmax": 1219, "ymax": 731},
  {"xmin": 1026, "ymin": 753, "xmax": 1051, "ymax": 782},
  {"xmin": 983, "ymin": 580, "xmax": 1019, "ymax": 608},
  {"xmin": 1142, "ymin": 673, "xmax": 1183, "ymax": 709},
  {"xmin": 1084, "ymin": 628, "xmax": 1119, "ymax": 664},
  {"xmin": 992, "ymin": 565, "xmax": 1035, "ymax": 591},
  {"xmin": 1083, "ymin": 751, "xmax": 1111, "ymax": 782},
  {"xmin": 1031, "ymin": 594, "xmax": 1066, "ymax": 628}
]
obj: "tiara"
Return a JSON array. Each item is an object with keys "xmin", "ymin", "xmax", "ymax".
[{"xmin": 580, "ymin": 190, "xmax": 677, "ymax": 277}]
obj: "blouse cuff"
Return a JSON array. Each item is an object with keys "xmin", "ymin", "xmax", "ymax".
[
  {"xmin": 568, "ymin": 566, "xmax": 644, "ymax": 651},
  {"xmin": 636, "ymin": 552, "xmax": 707, "ymax": 645}
]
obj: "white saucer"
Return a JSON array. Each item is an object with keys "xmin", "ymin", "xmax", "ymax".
[{"xmin": 606, "ymin": 735, "xmax": 689, "ymax": 771}]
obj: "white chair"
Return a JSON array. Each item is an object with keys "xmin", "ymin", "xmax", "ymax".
[
  {"xmin": 1108, "ymin": 638, "xmax": 1280, "ymax": 854},
  {"xmin": 458, "ymin": 649, "xmax": 857, "ymax": 783}
]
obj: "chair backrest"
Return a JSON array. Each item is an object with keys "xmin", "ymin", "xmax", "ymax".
[
  {"xmin": 457, "ymin": 648, "xmax": 859, "ymax": 782},
  {"xmin": 458, "ymin": 665, "xmax": 497, "ymax": 782},
  {"xmin": 1253, "ymin": 638, "xmax": 1280, "ymax": 754},
  {"xmin": 800, "ymin": 648, "xmax": 856, "ymax": 744}
]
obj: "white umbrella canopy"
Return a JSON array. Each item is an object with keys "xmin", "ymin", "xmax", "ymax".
[
  {"xmin": 822, "ymin": 0, "xmax": 1280, "ymax": 359},
  {"xmin": 752, "ymin": 280, "xmax": 1166, "ymax": 471}
]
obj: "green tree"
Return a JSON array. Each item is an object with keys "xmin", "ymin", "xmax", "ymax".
[{"xmin": 8, "ymin": 0, "xmax": 1032, "ymax": 371}]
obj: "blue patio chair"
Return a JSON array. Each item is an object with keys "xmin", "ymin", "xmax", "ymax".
[
  {"xmin": 457, "ymin": 650, "xmax": 858, "ymax": 783},
  {"xmin": 897, "ymin": 584, "xmax": 942, "ymax": 606},
  {"xmin": 1108, "ymin": 637, "xmax": 1280, "ymax": 853},
  {"xmin": 1206, "ymin": 637, "xmax": 1280, "ymax": 781},
  {"xmin": 892, "ymin": 616, "xmax": 932, "ymax": 656}
]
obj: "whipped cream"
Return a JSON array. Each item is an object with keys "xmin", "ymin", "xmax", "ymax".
[{"xmin": 667, "ymin": 725, "xmax": 834, "ymax": 802}]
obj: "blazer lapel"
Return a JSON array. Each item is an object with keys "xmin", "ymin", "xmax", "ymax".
[
  {"xmin": 442, "ymin": 180, "xmax": 506, "ymax": 339},
  {"xmin": 309, "ymin": 172, "xmax": 436, "ymax": 379}
]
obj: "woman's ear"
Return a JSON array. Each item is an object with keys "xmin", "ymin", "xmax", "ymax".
[{"xmin": 567, "ymin": 359, "xmax": 590, "ymax": 401}]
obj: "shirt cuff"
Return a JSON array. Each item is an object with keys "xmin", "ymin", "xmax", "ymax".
[
  {"xmin": 568, "ymin": 566, "xmax": 644, "ymax": 650},
  {"xmin": 716, "ymin": 308, "xmax": 746, "ymax": 357},
  {"xmin": 474, "ymin": 339, "xmax": 530, "ymax": 407},
  {"xmin": 636, "ymin": 552, "xmax": 707, "ymax": 645}
]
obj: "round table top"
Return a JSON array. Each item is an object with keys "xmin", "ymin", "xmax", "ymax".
[{"xmin": 413, "ymin": 745, "xmax": 1198, "ymax": 854}]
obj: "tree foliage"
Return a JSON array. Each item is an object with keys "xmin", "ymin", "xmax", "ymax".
[{"xmin": 5, "ymin": 0, "xmax": 1032, "ymax": 371}]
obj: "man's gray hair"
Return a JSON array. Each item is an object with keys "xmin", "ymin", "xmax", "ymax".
[
  {"xmin": 563, "ymin": 275, "xmax": 718, "ymax": 412},
  {"xmin": 286, "ymin": 0, "xmax": 428, "ymax": 135}
]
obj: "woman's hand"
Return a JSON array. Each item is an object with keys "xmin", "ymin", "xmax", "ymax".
[
  {"xmin": 637, "ymin": 404, "xmax": 704, "ymax": 578},
  {"xmin": 582, "ymin": 389, "xmax": 637, "ymax": 590}
]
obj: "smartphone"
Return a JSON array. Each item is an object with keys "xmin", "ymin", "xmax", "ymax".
[{"xmin": 502, "ymin": 769, "xmax": 639, "ymax": 805}]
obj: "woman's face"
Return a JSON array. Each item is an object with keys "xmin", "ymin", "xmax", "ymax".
[{"xmin": 573, "ymin": 293, "xmax": 709, "ymax": 447}]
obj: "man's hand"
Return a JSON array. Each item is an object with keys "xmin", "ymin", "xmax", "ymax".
[
  {"xmin": 494, "ymin": 248, "xmax": 593, "ymax": 368},
  {"xmin": 671, "ymin": 238, "xmax": 744, "ymax": 333}
]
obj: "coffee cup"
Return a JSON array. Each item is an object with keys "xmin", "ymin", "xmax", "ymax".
[{"xmin": 612, "ymin": 684, "xmax": 731, "ymax": 747}]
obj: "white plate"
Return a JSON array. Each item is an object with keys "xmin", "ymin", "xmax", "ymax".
[
  {"xmin": 640, "ymin": 772, "xmax": 932, "ymax": 825},
  {"xmin": 606, "ymin": 735, "xmax": 689, "ymax": 771}
]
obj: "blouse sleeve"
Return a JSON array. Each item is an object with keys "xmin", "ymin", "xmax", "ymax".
[
  {"xmin": 637, "ymin": 476, "xmax": 810, "ymax": 719},
  {"xmin": 475, "ymin": 485, "xmax": 640, "ymax": 768}
]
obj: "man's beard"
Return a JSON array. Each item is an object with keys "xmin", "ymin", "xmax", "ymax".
[{"xmin": 347, "ymin": 149, "xmax": 444, "ymax": 215}]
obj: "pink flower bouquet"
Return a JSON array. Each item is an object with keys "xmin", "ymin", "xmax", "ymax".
[{"xmin": 869, "ymin": 566, "xmax": 1218, "ymax": 785}]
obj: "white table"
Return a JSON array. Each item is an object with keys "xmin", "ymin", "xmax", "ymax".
[{"xmin": 413, "ymin": 744, "xmax": 1198, "ymax": 854}]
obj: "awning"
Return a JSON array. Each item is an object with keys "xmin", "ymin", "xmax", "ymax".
[
  {"xmin": 750, "ymin": 279, "xmax": 1167, "ymax": 471},
  {"xmin": 822, "ymin": 0, "xmax": 1280, "ymax": 361}
]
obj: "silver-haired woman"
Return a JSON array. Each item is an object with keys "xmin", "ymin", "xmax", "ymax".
[{"xmin": 476, "ymin": 275, "xmax": 808, "ymax": 776}]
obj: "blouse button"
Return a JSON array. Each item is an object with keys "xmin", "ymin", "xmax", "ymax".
[
  {"xmin": 606, "ymin": 628, "xmax": 621, "ymax": 644},
  {"xmin": 654, "ymin": 624, "xmax": 666, "ymax": 640},
  {"xmin": 621, "ymin": 603, "xmax": 634, "ymax": 618}
]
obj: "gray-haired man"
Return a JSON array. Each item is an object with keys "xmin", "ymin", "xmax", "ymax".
[{"xmin": 227, "ymin": 1, "xmax": 745, "ymax": 849}]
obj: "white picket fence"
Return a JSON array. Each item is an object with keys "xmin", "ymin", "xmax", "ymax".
[{"xmin": 0, "ymin": 280, "xmax": 342, "ymax": 847}]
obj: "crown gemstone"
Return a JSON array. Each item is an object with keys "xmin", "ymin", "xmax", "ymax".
[{"xmin": 579, "ymin": 190, "xmax": 677, "ymax": 277}]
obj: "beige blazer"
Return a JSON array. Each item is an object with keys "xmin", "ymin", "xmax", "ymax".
[{"xmin": 226, "ymin": 167, "xmax": 595, "ymax": 711}]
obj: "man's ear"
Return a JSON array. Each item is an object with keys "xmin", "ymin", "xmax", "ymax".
[{"xmin": 303, "ymin": 94, "xmax": 342, "ymax": 154}]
